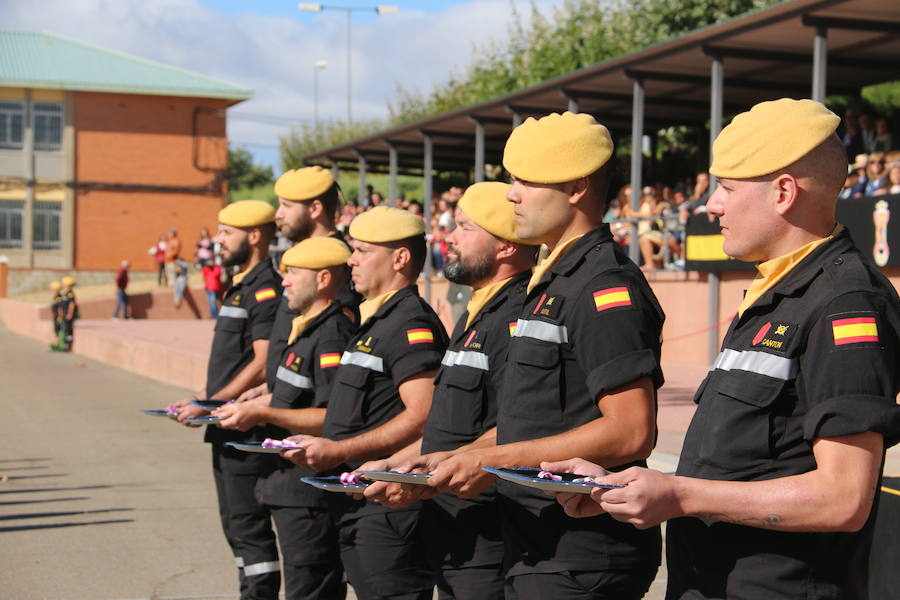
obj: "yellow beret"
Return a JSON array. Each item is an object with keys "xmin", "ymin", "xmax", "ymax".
[
  {"xmin": 349, "ymin": 206, "xmax": 425, "ymax": 243},
  {"xmin": 274, "ymin": 166, "xmax": 335, "ymax": 202},
  {"xmin": 503, "ymin": 112, "xmax": 613, "ymax": 184},
  {"xmin": 710, "ymin": 98, "xmax": 841, "ymax": 179},
  {"xmin": 218, "ymin": 200, "xmax": 275, "ymax": 228},
  {"xmin": 457, "ymin": 182, "xmax": 525, "ymax": 243},
  {"xmin": 281, "ymin": 237, "xmax": 351, "ymax": 271},
  {"xmin": 50, "ymin": 281, "xmax": 61, "ymax": 291},
  {"xmin": 61, "ymin": 276, "xmax": 75, "ymax": 287}
]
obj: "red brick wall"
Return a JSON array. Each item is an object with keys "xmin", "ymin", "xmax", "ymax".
[{"xmin": 73, "ymin": 92, "xmax": 230, "ymax": 270}]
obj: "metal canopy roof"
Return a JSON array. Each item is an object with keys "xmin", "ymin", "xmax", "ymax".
[
  {"xmin": 0, "ymin": 30, "xmax": 253, "ymax": 105},
  {"xmin": 302, "ymin": 0, "xmax": 900, "ymax": 173}
]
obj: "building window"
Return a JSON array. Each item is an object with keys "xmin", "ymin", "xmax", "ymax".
[
  {"xmin": 0, "ymin": 101, "xmax": 25, "ymax": 150},
  {"xmin": 33, "ymin": 201, "xmax": 62, "ymax": 250},
  {"xmin": 33, "ymin": 103, "xmax": 63, "ymax": 152},
  {"xmin": 0, "ymin": 200, "xmax": 24, "ymax": 248}
]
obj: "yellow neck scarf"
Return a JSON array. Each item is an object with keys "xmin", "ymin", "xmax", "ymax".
[
  {"xmin": 465, "ymin": 277, "xmax": 513, "ymax": 330},
  {"xmin": 527, "ymin": 234, "xmax": 584, "ymax": 293},
  {"xmin": 231, "ymin": 267, "xmax": 251, "ymax": 286},
  {"xmin": 738, "ymin": 224, "xmax": 842, "ymax": 317},
  {"xmin": 358, "ymin": 290, "xmax": 398, "ymax": 325},
  {"xmin": 287, "ymin": 302, "xmax": 332, "ymax": 345}
]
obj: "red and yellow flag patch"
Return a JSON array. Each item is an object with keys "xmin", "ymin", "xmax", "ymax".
[
  {"xmin": 255, "ymin": 288, "xmax": 277, "ymax": 302},
  {"xmin": 832, "ymin": 316, "xmax": 879, "ymax": 345},
  {"xmin": 508, "ymin": 321, "xmax": 518, "ymax": 336},
  {"xmin": 406, "ymin": 328, "xmax": 434, "ymax": 344},
  {"xmin": 319, "ymin": 353, "xmax": 341, "ymax": 368},
  {"xmin": 593, "ymin": 287, "xmax": 631, "ymax": 312}
]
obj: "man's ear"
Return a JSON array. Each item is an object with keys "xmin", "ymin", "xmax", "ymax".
[
  {"xmin": 392, "ymin": 246, "xmax": 411, "ymax": 273},
  {"xmin": 568, "ymin": 176, "xmax": 589, "ymax": 207},
  {"xmin": 772, "ymin": 174, "xmax": 800, "ymax": 217},
  {"xmin": 316, "ymin": 268, "xmax": 332, "ymax": 293},
  {"xmin": 308, "ymin": 199, "xmax": 325, "ymax": 221}
]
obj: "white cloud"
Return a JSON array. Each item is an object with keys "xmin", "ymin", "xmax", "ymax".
[{"xmin": 1, "ymin": 0, "xmax": 560, "ymax": 168}]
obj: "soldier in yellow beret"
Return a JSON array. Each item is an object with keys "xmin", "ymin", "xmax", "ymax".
[
  {"xmin": 357, "ymin": 182, "xmax": 538, "ymax": 599},
  {"xmin": 215, "ymin": 236, "xmax": 355, "ymax": 600},
  {"xmin": 58, "ymin": 276, "xmax": 78, "ymax": 351},
  {"xmin": 49, "ymin": 281, "xmax": 66, "ymax": 351},
  {"xmin": 549, "ymin": 98, "xmax": 900, "ymax": 600},
  {"xmin": 282, "ymin": 205, "xmax": 448, "ymax": 600},
  {"xmin": 430, "ymin": 112, "xmax": 666, "ymax": 600},
  {"xmin": 173, "ymin": 199, "xmax": 285, "ymax": 600}
]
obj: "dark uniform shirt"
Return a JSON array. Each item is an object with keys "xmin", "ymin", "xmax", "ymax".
[
  {"xmin": 669, "ymin": 228, "xmax": 900, "ymax": 600},
  {"xmin": 265, "ymin": 232, "xmax": 360, "ymax": 391},
  {"xmin": 496, "ymin": 224, "xmax": 665, "ymax": 575},
  {"xmin": 322, "ymin": 285, "xmax": 448, "ymax": 517},
  {"xmin": 204, "ymin": 259, "xmax": 281, "ymax": 445},
  {"xmin": 51, "ymin": 293, "xmax": 63, "ymax": 322},
  {"xmin": 256, "ymin": 301, "xmax": 355, "ymax": 508},
  {"xmin": 421, "ymin": 272, "xmax": 529, "ymax": 569},
  {"xmin": 60, "ymin": 290, "xmax": 77, "ymax": 320}
]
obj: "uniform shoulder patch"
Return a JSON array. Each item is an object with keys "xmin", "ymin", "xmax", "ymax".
[
  {"xmin": 255, "ymin": 288, "xmax": 277, "ymax": 302},
  {"xmin": 319, "ymin": 353, "xmax": 341, "ymax": 368},
  {"xmin": 831, "ymin": 314, "xmax": 880, "ymax": 346},
  {"xmin": 406, "ymin": 328, "xmax": 434, "ymax": 345},
  {"xmin": 592, "ymin": 286, "xmax": 632, "ymax": 312},
  {"xmin": 508, "ymin": 321, "xmax": 518, "ymax": 336}
]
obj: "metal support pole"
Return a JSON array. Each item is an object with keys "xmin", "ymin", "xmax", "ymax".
[
  {"xmin": 473, "ymin": 119, "xmax": 485, "ymax": 183},
  {"xmin": 388, "ymin": 143, "xmax": 398, "ymax": 203},
  {"xmin": 568, "ymin": 96, "xmax": 579, "ymax": 114},
  {"xmin": 812, "ymin": 27, "xmax": 828, "ymax": 103},
  {"xmin": 511, "ymin": 111, "xmax": 523, "ymax": 129},
  {"xmin": 355, "ymin": 150, "xmax": 367, "ymax": 207},
  {"xmin": 708, "ymin": 55, "xmax": 725, "ymax": 364},
  {"xmin": 628, "ymin": 78, "xmax": 644, "ymax": 266},
  {"xmin": 330, "ymin": 160, "xmax": 339, "ymax": 183},
  {"xmin": 422, "ymin": 134, "xmax": 434, "ymax": 303}
]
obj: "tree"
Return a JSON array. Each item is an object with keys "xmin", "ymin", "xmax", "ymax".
[{"xmin": 227, "ymin": 147, "xmax": 274, "ymax": 191}]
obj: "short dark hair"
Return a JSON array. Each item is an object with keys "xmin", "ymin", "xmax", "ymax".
[
  {"xmin": 386, "ymin": 234, "xmax": 426, "ymax": 276},
  {"xmin": 316, "ymin": 183, "xmax": 340, "ymax": 223}
]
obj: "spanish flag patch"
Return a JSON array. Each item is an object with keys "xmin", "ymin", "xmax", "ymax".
[
  {"xmin": 832, "ymin": 316, "xmax": 879, "ymax": 345},
  {"xmin": 255, "ymin": 288, "xmax": 277, "ymax": 302},
  {"xmin": 593, "ymin": 287, "xmax": 632, "ymax": 312},
  {"xmin": 508, "ymin": 321, "xmax": 518, "ymax": 336},
  {"xmin": 319, "ymin": 353, "xmax": 341, "ymax": 368},
  {"xmin": 407, "ymin": 328, "xmax": 434, "ymax": 344}
]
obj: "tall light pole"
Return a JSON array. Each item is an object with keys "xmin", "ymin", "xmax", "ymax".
[
  {"xmin": 298, "ymin": 3, "xmax": 398, "ymax": 124},
  {"xmin": 313, "ymin": 59, "xmax": 328, "ymax": 131}
]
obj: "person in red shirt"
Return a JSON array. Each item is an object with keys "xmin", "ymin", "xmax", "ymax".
[
  {"xmin": 113, "ymin": 260, "xmax": 129, "ymax": 320},
  {"xmin": 201, "ymin": 259, "xmax": 223, "ymax": 318}
]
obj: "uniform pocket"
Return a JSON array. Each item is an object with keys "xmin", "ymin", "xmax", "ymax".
[
  {"xmin": 697, "ymin": 371, "xmax": 786, "ymax": 472},
  {"xmin": 432, "ymin": 367, "xmax": 485, "ymax": 436},
  {"xmin": 328, "ymin": 365, "xmax": 370, "ymax": 429},
  {"xmin": 505, "ymin": 340, "xmax": 563, "ymax": 424}
]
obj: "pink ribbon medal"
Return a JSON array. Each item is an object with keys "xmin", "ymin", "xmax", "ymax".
[
  {"xmin": 340, "ymin": 472, "xmax": 363, "ymax": 485},
  {"xmin": 261, "ymin": 438, "xmax": 301, "ymax": 448},
  {"xmin": 536, "ymin": 471, "xmax": 563, "ymax": 481}
]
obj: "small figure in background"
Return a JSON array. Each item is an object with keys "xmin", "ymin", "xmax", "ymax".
[
  {"xmin": 194, "ymin": 227, "xmax": 214, "ymax": 267},
  {"xmin": 59, "ymin": 276, "xmax": 78, "ymax": 351},
  {"xmin": 149, "ymin": 234, "xmax": 167, "ymax": 286},
  {"xmin": 173, "ymin": 258, "xmax": 190, "ymax": 309},
  {"xmin": 113, "ymin": 260, "xmax": 130, "ymax": 320},
  {"xmin": 200, "ymin": 259, "xmax": 222, "ymax": 318},
  {"xmin": 49, "ymin": 281, "xmax": 65, "ymax": 351}
]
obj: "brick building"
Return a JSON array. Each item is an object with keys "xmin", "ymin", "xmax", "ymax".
[{"xmin": 0, "ymin": 30, "xmax": 251, "ymax": 271}]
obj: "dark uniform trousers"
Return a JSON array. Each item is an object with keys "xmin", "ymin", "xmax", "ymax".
[
  {"xmin": 420, "ymin": 273, "xmax": 531, "ymax": 600},
  {"xmin": 496, "ymin": 225, "xmax": 665, "ymax": 600},
  {"xmin": 322, "ymin": 286, "xmax": 448, "ymax": 600},
  {"xmin": 259, "ymin": 302, "xmax": 354, "ymax": 600},
  {"xmin": 668, "ymin": 228, "xmax": 900, "ymax": 600},
  {"xmin": 205, "ymin": 260, "xmax": 282, "ymax": 599}
]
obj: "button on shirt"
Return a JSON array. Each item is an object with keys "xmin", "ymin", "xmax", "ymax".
[
  {"xmin": 496, "ymin": 224, "xmax": 665, "ymax": 575},
  {"xmin": 669, "ymin": 228, "xmax": 900, "ymax": 599},
  {"xmin": 204, "ymin": 259, "xmax": 281, "ymax": 444},
  {"xmin": 256, "ymin": 302, "xmax": 355, "ymax": 508}
]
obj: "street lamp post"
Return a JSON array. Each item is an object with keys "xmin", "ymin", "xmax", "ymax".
[
  {"xmin": 313, "ymin": 59, "xmax": 328, "ymax": 131},
  {"xmin": 298, "ymin": 3, "xmax": 398, "ymax": 125}
]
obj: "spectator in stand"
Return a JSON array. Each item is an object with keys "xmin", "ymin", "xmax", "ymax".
[
  {"xmin": 113, "ymin": 260, "xmax": 130, "ymax": 320},
  {"xmin": 370, "ymin": 191, "xmax": 384, "ymax": 207},
  {"xmin": 436, "ymin": 197, "xmax": 454, "ymax": 230},
  {"xmin": 407, "ymin": 200, "xmax": 422, "ymax": 215},
  {"xmin": 864, "ymin": 152, "xmax": 888, "ymax": 196},
  {"xmin": 194, "ymin": 227, "xmax": 214, "ymax": 267},
  {"xmin": 165, "ymin": 228, "xmax": 182, "ymax": 286},
  {"xmin": 201, "ymin": 259, "xmax": 222, "ymax": 318},
  {"xmin": 149, "ymin": 234, "xmax": 167, "ymax": 286},
  {"xmin": 605, "ymin": 184, "xmax": 631, "ymax": 246},
  {"xmin": 173, "ymin": 257, "xmax": 189, "ymax": 309},
  {"xmin": 679, "ymin": 172, "xmax": 711, "ymax": 222},
  {"xmin": 630, "ymin": 186, "xmax": 670, "ymax": 271},
  {"xmin": 859, "ymin": 112, "xmax": 876, "ymax": 154},
  {"xmin": 873, "ymin": 116, "xmax": 895, "ymax": 153},
  {"xmin": 888, "ymin": 163, "xmax": 900, "ymax": 195},
  {"xmin": 841, "ymin": 107, "xmax": 865, "ymax": 159},
  {"xmin": 849, "ymin": 154, "xmax": 869, "ymax": 197}
]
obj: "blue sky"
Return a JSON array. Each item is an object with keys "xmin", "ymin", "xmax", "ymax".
[{"xmin": 2, "ymin": 0, "xmax": 559, "ymax": 171}]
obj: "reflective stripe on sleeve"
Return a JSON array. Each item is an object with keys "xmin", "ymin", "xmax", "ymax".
[
  {"xmin": 713, "ymin": 348, "xmax": 798, "ymax": 380},
  {"xmin": 340, "ymin": 351, "xmax": 385, "ymax": 373},
  {"xmin": 276, "ymin": 366, "xmax": 313, "ymax": 389},
  {"xmin": 511, "ymin": 319, "xmax": 569, "ymax": 344},
  {"xmin": 441, "ymin": 350, "xmax": 490, "ymax": 370},
  {"xmin": 243, "ymin": 561, "xmax": 280, "ymax": 576},
  {"xmin": 219, "ymin": 306, "xmax": 248, "ymax": 319}
]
